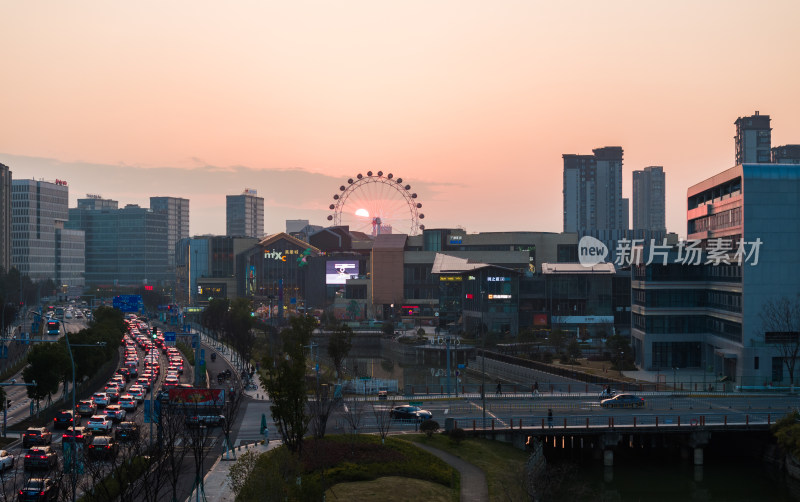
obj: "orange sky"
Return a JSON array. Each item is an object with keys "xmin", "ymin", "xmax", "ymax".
[{"xmin": 2, "ymin": 1, "xmax": 800, "ymax": 237}]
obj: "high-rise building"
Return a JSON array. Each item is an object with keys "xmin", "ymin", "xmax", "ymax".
[
  {"xmin": 150, "ymin": 196, "xmax": 190, "ymax": 270},
  {"xmin": 67, "ymin": 199, "xmax": 168, "ymax": 287},
  {"xmin": 226, "ymin": 189, "xmax": 264, "ymax": 238},
  {"xmin": 563, "ymin": 146, "xmax": 628, "ymax": 233},
  {"xmin": 632, "ymin": 166, "xmax": 666, "ymax": 233},
  {"xmin": 0, "ymin": 164, "xmax": 11, "ymax": 273},
  {"xmin": 734, "ymin": 111, "xmax": 771, "ymax": 164},
  {"xmin": 632, "ymin": 161, "xmax": 800, "ymax": 385},
  {"xmin": 11, "ymin": 179, "xmax": 73, "ymax": 281},
  {"xmin": 771, "ymin": 145, "xmax": 800, "ymax": 164}
]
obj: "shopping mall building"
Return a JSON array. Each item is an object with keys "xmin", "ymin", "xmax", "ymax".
[{"xmin": 178, "ymin": 228, "xmax": 631, "ymax": 337}]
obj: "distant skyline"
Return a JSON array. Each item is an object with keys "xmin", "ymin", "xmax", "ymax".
[{"xmin": 3, "ymin": 1, "xmax": 800, "ymax": 238}]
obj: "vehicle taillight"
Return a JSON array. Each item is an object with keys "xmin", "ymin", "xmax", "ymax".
[{"xmin": 25, "ymin": 455, "xmax": 30, "ymax": 458}]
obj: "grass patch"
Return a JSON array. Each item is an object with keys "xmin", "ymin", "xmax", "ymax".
[
  {"xmin": 238, "ymin": 434, "xmax": 459, "ymax": 501},
  {"xmin": 325, "ymin": 476, "xmax": 453, "ymax": 502},
  {"xmin": 404, "ymin": 433, "xmax": 529, "ymax": 502}
]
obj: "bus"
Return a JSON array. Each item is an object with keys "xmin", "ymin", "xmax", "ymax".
[
  {"xmin": 55, "ymin": 307, "xmax": 65, "ymax": 319},
  {"xmin": 46, "ymin": 319, "xmax": 61, "ymax": 336}
]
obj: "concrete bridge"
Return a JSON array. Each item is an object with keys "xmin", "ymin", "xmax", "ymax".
[{"xmin": 445, "ymin": 412, "xmax": 775, "ymax": 466}]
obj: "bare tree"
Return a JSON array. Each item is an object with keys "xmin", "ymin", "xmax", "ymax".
[
  {"xmin": 341, "ymin": 394, "xmax": 366, "ymax": 436},
  {"xmin": 761, "ymin": 297, "xmax": 800, "ymax": 386},
  {"xmin": 371, "ymin": 401, "xmax": 393, "ymax": 443},
  {"xmin": 308, "ymin": 383, "xmax": 336, "ymax": 439}
]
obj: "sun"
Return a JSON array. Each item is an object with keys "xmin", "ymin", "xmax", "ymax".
[{"xmin": 355, "ymin": 208, "xmax": 370, "ymax": 217}]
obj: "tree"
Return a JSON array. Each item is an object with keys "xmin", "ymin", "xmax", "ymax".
[
  {"xmin": 761, "ymin": 297, "xmax": 800, "ymax": 385},
  {"xmin": 23, "ymin": 342, "xmax": 70, "ymax": 403},
  {"xmin": 262, "ymin": 315, "xmax": 315, "ymax": 454},
  {"xmin": 201, "ymin": 298, "xmax": 230, "ymax": 342},
  {"xmin": 327, "ymin": 324, "xmax": 353, "ymax": 378},
  {"xmin": 606, "ymin": 334, "xmax": 632, "ymax": 371},
  {"xmin": 549, "ymin": 330, "xmax": 567, "ymax": 355},
  {"xmin": 372, "ymin": 401, "xmax": 393, "ymax": 442},
  {"xmin": 225, "ymin": 297, "xmax": 255, "ymax": 365},
  {"xmin": 419, "ymin": 419, "xmax": 439, "ymax": 438}
]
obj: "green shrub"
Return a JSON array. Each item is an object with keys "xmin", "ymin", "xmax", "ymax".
[
  {"xmin": 419, "ymin": 420, "xmax": 440, "ymax": 438},
  {"xmin": 449, "ymin": 427, "xmax": 466, "ymax": 445}
]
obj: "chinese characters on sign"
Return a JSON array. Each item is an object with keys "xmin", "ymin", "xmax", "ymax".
[{"xmin": 613, "ymin": 238, "xmax": 763, "ymax": 267}]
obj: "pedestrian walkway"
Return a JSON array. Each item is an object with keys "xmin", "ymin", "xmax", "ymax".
[
  {"xmin": 191, "ymin": 440, "xmax": 278, "ymax": 502},
  {"xmin": 412, "ymin": 443, "xmax": 489, "ymax": 502}
]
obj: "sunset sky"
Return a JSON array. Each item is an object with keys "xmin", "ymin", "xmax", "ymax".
[{"xmin": 2, "ymin": 1, "xmax": 800, "ymax": 238}]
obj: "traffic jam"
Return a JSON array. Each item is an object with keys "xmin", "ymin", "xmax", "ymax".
[{"xmin": 3, "ymin": 315, "xmax": 190, "ymax": 500}]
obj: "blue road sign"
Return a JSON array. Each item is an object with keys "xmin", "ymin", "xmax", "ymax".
[
  {"xmin": 163, "ymin": 332, "xmax": 176, "ymax": 342},
  {"xmin": 183, "ymin": 323, "xmax": 191, "ymax": 332},
  {"xmin": 457, "ymin": 364, "xmax": 465, "ymax": 369},
  {"xmin": 143, "ymin": 399, "xmax": 151, "ymax": 423},
  {"xmin": 113, "ymin": 295, "xmax": 144, "ymax": 313}
]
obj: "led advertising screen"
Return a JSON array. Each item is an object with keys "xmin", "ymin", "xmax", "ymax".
[{"xmin": 326, "ymin": 260, "xmax": 360, "ymax": 285}]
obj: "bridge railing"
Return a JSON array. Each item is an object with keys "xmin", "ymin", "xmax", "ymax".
[{"xmin": 331, "ymin": 411, "xmax": 780, "ymax": 434}]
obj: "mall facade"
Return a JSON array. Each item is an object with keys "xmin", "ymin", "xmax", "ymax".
[{"xmin": 181, "ymin": 228, "xmax": 631, "ymax": 338}]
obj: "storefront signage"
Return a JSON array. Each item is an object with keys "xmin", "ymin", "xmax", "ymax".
[
  {"xmin": 264, "ymin": 249, "xmax": 301, "ymax": 261},
  {"xmin": 488, "ymin": 294, "xmax": 512, "ymax": 300},
  {"xmin": 487, "ymin": 276, "xmax": 510, "ymax": 282},
  {"xmin": 439, "ymin": 276, "xmax": 462, "ymax": 281},
  {"xmin": 448, "ymin": 235, "xmax": 464, "ymax": 244}
]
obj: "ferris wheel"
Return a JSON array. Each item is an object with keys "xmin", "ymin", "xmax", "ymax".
[{"xmin": 327, "ymin": 171, "xmax": 425, "ymax": 236}]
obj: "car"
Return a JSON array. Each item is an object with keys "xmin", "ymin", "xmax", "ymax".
[
  {"xmin": 53, "ymin": 410, "xmax": 79, "ymax": 430},
  {"xmin": 61, "ymin": 426, "xmax": 91, "ymax": 449},
  {"xmin": 76, "ymin": 399, "xmax": 96, "ymax": 417},
  {"xmin": 103, "ymin": 405, "xmax": 126, "ymax": 423},
  {"xmin": 389, "ymin": 405, "xmax": 433, "ymax": 421},
  {"xmin": 86, "ymin": 415, "xmax": 112, "ymax": 433},
  {"xmin": 91, "ymin": 392, "xmax": 109, "ymax": 408},
  {"xmin": 17, "ymin": 477, "xmax": 58, "ymax": 501},
  {"xmin": 0, "ymin": 449, "xmax": 14, "ymax": 472},
  {"xmin": 23, "ymin": 447, "xmax": 58, "ymax": 471},
  {"xmin": 128, "ymin": 387, "xmax": 145, "ymax": 402},
  {"xmin": 600, "ymin": 393, "xmax": 645, "ymax": 409},
  {"xmin": 105, "ymin": 387, "xmax": 121, "ymax": 403},
  {"xmin": 377, "ymin": 390, "xmax": 388, "ymax": 400},
  {"xmin": 87, "ymin": 436, "xmax": 119, "ymax": 461},
  {"xmin": 22, "ymin": 428, "xmax": 52, "ymax": 448},
  {"xmin": 119, "ymin": 395, "xmax": 138, "ymax": 411},
  {"xmin": 115, "ymin": 422, "xmax": 140, "ymax": 442}
]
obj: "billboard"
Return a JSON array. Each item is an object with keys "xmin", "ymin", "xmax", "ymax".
[
  {"xmin": 325, "ymin": 260, "xmax": 359, "ymax": 285},
  {"xmin": 168, "ymin": 388, "xmax": 225, "ymax": 407},
  {"xmin": 113, "ymin": 295, "xmax": 143, "ymax": 313}
]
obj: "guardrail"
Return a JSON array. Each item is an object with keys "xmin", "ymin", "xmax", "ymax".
[{"xmin": 332, "ymin": 411, "xmax": 778, "ymax": 435}]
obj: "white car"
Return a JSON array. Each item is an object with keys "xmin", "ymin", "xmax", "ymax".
[
  {"xmin": 87, "ymin": 415, "xmax": 112, "ymax": 433},
  {"xmin": 119, "ymin": 395, "xmax": 138, "ymax": 411},
  {"xmin": 0, "ymin": 450, "xmax": 14, "ymax": 472},
  {"xmin": 92, "ymin": 392, "xmax": 109, "ymax": 408},
  {"xmin": 128, "ymin": 387, "xmax": 145, "ymax": 402}
]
